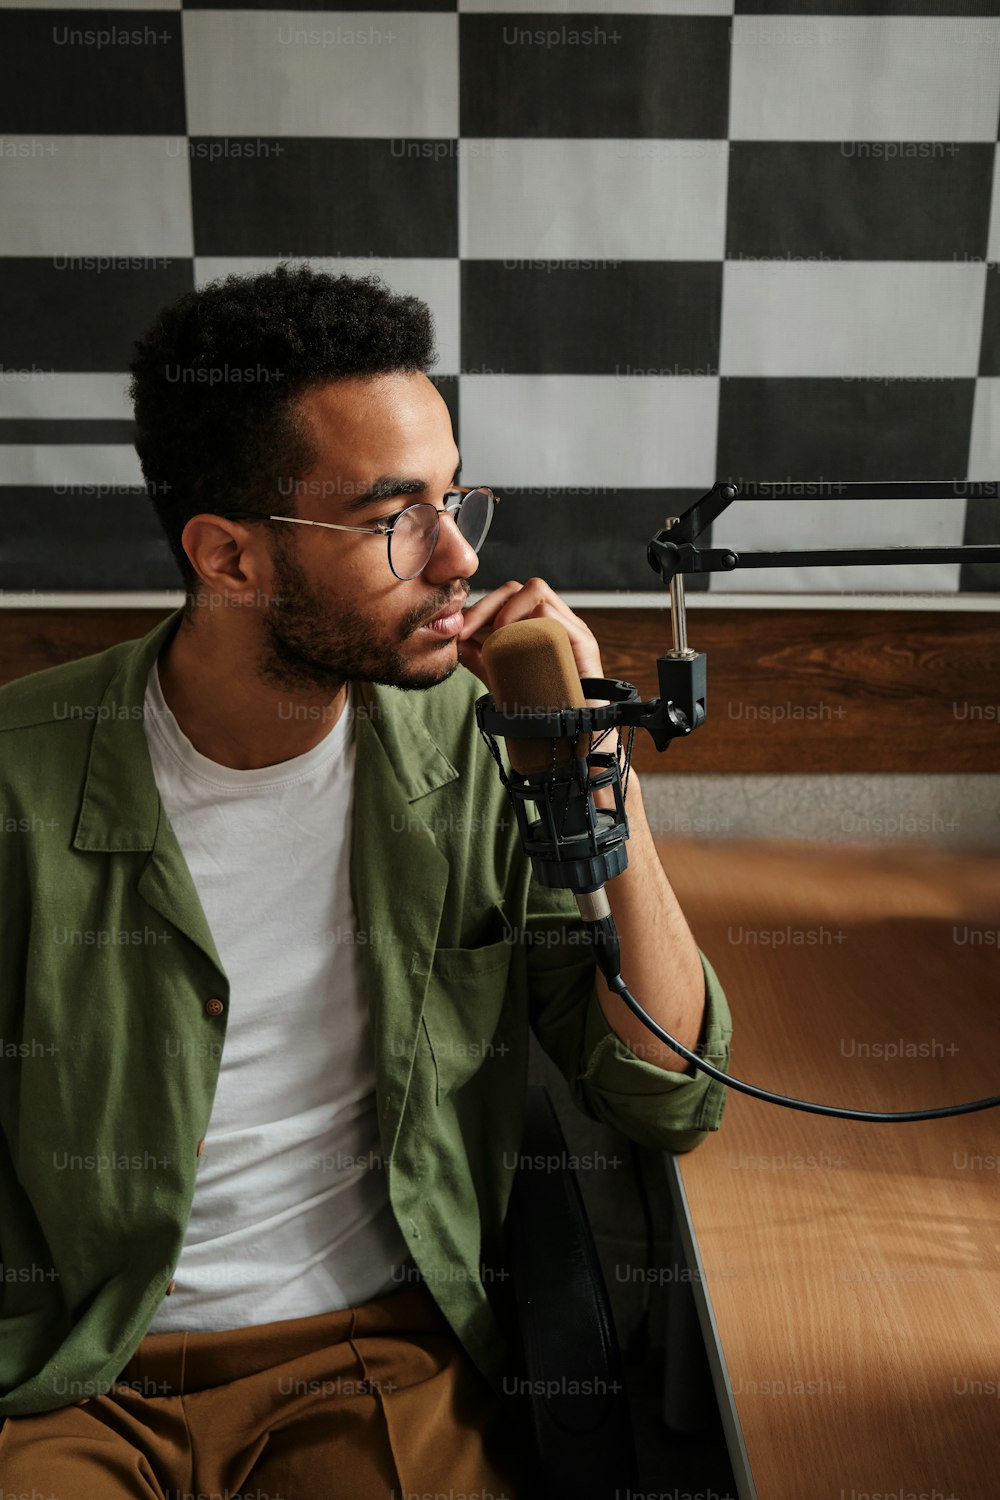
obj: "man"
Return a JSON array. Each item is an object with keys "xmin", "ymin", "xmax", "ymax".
[{"xmin": 0, "ymin": 264, "xmax": 733, "ymax": 1497}]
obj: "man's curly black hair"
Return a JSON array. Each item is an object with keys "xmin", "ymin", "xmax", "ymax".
[{"xmin": 127, "ymin": 261, "xmax": 437, "ymax": 611}]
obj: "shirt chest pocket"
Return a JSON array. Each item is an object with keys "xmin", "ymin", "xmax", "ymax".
[{"xmin": 419, "ymin": 913, "xmax": 515, "ymax": 1103}]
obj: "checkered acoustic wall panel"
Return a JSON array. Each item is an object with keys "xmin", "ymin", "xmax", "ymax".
[{"xmin": 1, "ymin": 0, "xmax": 998, "ymax": 597}]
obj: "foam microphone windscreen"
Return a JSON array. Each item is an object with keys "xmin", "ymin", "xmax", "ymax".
[{"xmin": 480, "ymin": 617, "xmax": 589, "ymax": 775}]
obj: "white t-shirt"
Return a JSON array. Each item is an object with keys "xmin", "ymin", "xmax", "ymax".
[{"xmin": 141, "ymin": 660, "xmax": 413, "ymax": 1332}]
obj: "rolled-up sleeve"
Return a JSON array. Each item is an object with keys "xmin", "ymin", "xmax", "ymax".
[
  {"xmin": 522, "ymin": 881, "xmax": 733, "ymax": 1154},
  {"xmin": 576, "ymin": 948, "xmax": 732, "ymax": 1151}
]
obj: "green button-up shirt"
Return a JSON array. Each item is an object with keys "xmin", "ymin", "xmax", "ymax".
[{"xmin": 0, "ymin": 606, "xmax": 732, "ymax": 1418}]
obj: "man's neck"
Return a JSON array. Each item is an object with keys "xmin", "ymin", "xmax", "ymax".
[{"xmin": 156, "ymin": 618, "xmax": 348, "ymax": 772}]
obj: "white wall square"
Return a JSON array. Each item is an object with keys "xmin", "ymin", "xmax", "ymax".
[
  {"xmin": 720, "ymin": 262, "xmax": 986, "ymax": 378},
  {"xmin": 0, "ymin": 372, "xmax": 132, "ymax": 420},
  {"xmin": 459, "ymin": 139, "xmax": 728, "ymax": 261},
  {"xmin": 968, "ymin": 378, "xmax": 1000, "ymax": 480},
  {"xmin": 458, "ymin": 374, "xmax": 718, "ymax": 487},
  {"xmin": 729, "ymin": 17, "xmax": 1000, "ymax": 143},
  {"xmin": 715, "ymin": 495, "xmax": 967, "ymax": 593},
  {"xmin": 0, "ymin": 138, "xmax": 192, "ymax": 257},
  {"xmin": 987, "ymin": 147, "xmax": 1000, "ymax": 266},
  {"xmin": 182, "ymin": 12, "xmax": 458, "ymax": 138},
  {"xmin": 0, "ymin": 446, "xmax": 143, "ymax": 487},
  {"xmin": 195, "ymin": 256, "xmax": 460, "ymax": 373}
]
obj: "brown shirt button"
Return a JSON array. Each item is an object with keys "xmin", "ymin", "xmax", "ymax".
[
  {"xmin": 204, "ymin": 998, "xmax": 224, "ymax": 1017},
  {"xmin": 166, "ymin": 1279, "xmax": 176, "ymax": 1295}
]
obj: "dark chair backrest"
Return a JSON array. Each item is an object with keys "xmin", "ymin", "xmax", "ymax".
[{"xmin": 504, "ymin": 1085, "xmax": 640, "ymax": 1499}]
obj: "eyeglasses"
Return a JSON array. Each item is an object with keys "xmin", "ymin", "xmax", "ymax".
[{"xmin": 213, "ymin": 486, "xmax": 498, "ymax": 581}]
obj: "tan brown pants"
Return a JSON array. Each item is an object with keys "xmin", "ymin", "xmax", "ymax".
[{"xmin": 0, "ymin": 1281, "xmax": 529, "ymax": 1499}]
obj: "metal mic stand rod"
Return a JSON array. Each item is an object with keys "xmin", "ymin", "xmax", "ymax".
[{"xmin": 646, "ymin": 479, "xmax": 1000, "ymax": 747}]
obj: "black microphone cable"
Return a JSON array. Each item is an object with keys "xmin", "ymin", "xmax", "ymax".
[
  {"xmin": 476, "ymin": 681, "xmax": 1000, "ymax": 1123},
  {"xmin": 586, "ymin": 915, "xmax": 1000, "ymax": 1123}
]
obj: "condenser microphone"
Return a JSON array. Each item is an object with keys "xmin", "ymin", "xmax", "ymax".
[
  {"xmin": 480, "ymin": 615, "xmax": 588, "ymax": 770},
  {"xmin": 479, "ymin": 617, "xmax": 629, "ymax": 979}
]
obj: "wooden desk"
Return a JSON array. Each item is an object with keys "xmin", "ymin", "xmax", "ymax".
[{"xmin": 654, "ymin": 836, "xmax": 1000, "ymax": 1500}]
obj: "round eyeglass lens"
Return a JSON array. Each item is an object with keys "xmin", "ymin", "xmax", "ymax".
[
  {"xmin": 454, "ymin": 488, "xmax": 493, "ymax": 551},
  {"xmin": 390, "ymin": 504, "xmax": 438, "ymax": 579},
  {"xmin": 390, "ymin": 490, "xmax": 493, "ymax": 579}
]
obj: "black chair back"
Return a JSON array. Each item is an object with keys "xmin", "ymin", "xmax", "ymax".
[{"xmin": 504, "ymin": 1085, "xmax": 640, "ymax": 1499}]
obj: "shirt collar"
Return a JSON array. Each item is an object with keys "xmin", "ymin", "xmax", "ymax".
[{"xmin": 73, "ymin": 605, "xmax": 461, "ymax": 854}]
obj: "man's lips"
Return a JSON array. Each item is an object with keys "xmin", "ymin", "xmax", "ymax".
[
  {"xmin": 416, "ymin": 597, "xmax": 467, "ymax": 633},
  {"xmin": 428, "ymin": 600, "xmax": 464, "ymax": 624}
]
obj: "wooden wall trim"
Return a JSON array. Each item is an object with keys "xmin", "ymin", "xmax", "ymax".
[
  {"xmin": 1, "ymin": 608, "xmax": 997, "ymax": 774},
  {"xmin": 588, "ymin": 606, "xmax": 1000, "ymax": 774}
]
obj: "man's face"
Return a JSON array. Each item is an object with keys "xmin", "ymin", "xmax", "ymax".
[{"xmin": 255, "ymin": 371, "xmax": 480, "ymax": 697}]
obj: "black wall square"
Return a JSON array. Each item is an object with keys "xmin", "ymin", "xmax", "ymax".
[
  {"xmin": 726, "ymin": 142, "xmax": 995, "ymax": 263},
  {"xmin": 474, "ymin": 487, "xmax": 712, "ymax": 592},
  {"xmin": 190, "ymin": 140, "xmax": 458, "ymax": 258},
  {"xmin": 461, "ymin": 263, "xmax": 722, "ymax": 376},
  {"xmin": 460, "ymin": 16, "xmax": 730, "ymax": 139},
  {"xmin": 0, "ymin": 419, "xmax": 135, "ymax": 444},
  {"xmin": 979, "ymin": 267, "xmax": 1000, "ymax": 377},
  {"xmin": 960, "ymin": 492, "xmax": 1000, "ymax": 591},
  {"xmin": 0, "ymin": 487, "xmax": 182, "ymax": 590},
  {"xmin": 431, "ymin": 375, "xmax": 458, "ymax": 438},
  {"xmin": 0, "ymin": 11, "xmax": 185, "ymax": 134},
  {"xmin": 0, "ymin": 258, "xmax": 195, "ymax": 371},
  {"xmin": 717, "ymin": 377, "xmax": 976, "ymax": 481}
]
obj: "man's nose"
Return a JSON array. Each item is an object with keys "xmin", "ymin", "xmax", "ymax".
[{"xmin": 423, "ymin": 510, "xmax": 480, "ymax": 581}]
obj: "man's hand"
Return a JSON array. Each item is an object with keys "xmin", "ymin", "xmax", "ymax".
[
  {"xmin": 457, "ymin": 579, "xmax": 606, "ymax": 690},
  {"xmin": 458, "ymin": 584, "xmax": 708, "ymax": 1075}
]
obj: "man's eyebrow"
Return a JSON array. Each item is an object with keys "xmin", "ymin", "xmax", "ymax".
[{"xmin": 342, "ymin": 453, "xmax": 463, "ymax": 515}]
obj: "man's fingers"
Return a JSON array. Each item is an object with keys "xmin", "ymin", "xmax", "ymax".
[
  {"xmin": 458, "ymin": 580, "xmax": 605, "ymax": 687},
  {"xmin": 459, "ymin": 581, "xmax": 523, "ymax": 639},
  {"xmin": 456, "ymin": 637, "xmax": 487, "ymax": 686}
]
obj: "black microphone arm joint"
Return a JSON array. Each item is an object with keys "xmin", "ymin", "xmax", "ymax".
[
  {"xmin": 646, "ymin": 479, "xmax": 741, "ymax": 584},
  {"xmin": 475, "ymin": 671, "xmax": 702, "ymax": 768},
  {"xmin": 640, "ymin": 478, "xmax": 742, "ymax": 747},
  {"xmin": 646, "ymin": 538, "xmax": 740, "ymax": 585},
  {"xmin": 650, "ymin": 655, "xmax": 707, "ymax": 749}
]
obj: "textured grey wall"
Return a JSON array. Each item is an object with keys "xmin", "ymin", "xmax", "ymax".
[{"xmin": 640, "ymin": 772, "xmax": 1000, "ymax": 849}]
